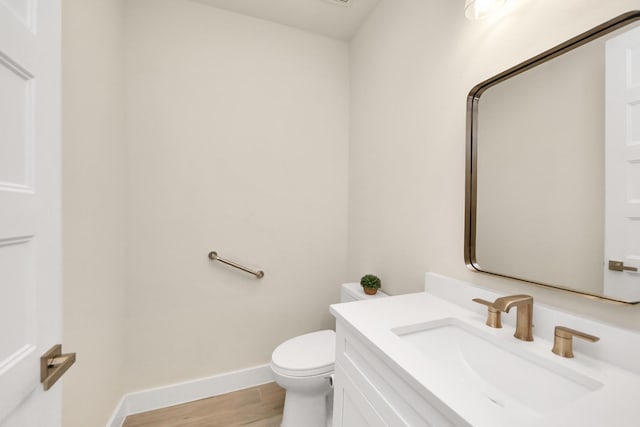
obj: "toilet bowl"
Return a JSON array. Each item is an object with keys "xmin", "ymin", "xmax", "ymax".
[
  {"xmin": 271, "ymin": 283, "xmax": 388, "ymax": 427},
  {"xmin": 271, "ymin": 330, "xmax": 335, "ymax": 427}
]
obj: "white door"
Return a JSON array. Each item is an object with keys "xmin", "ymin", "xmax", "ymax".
[
  {"xmin": 0, "ymin": 0, "xmax": 63, "ymax": 425},
  {"xmin": 604, "ymin": 25, "xmax": 640, "ymax": 301}
]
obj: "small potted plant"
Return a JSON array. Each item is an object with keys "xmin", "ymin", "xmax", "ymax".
[{"xmin": 360, "ymin": 274, "xmax": 381, "ymax": 295}]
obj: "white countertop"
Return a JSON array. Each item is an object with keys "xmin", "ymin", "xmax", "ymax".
[{"xmin": 330, "ymin": 276, "xmax": 640, "ymax": 427}]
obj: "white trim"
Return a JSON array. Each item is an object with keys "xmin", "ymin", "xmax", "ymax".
[
  {"xmin": 106, "ymin": 364, "xmax": 274, "ymax": 427},
  {"xmin": 105, "ymin": 395, "xmax": 128, "ymax": 427}
]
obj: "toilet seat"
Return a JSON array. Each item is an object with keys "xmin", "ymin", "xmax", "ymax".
[{"xmin": 271, "ymin": 330, "xmax": 335, "ymax": 377}]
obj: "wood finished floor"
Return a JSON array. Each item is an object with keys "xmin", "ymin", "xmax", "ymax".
[{"xmin": 122, "ymin": 382, "xmax": 285, "ymax": 427}]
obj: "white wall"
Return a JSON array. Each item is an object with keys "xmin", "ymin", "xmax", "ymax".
[
  {"xmin": 348, "ymin": 0, "xmax": 640, "ymax": 328},
  {"xmin": 123, "ymin": 0, "xmax": 349, "ymax": 390},
  {"xmin": 62, "ymin": 0, "xmax": 127, "ymax": 425}
]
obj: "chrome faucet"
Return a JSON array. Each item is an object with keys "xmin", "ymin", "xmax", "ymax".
[{"xmin": 473, "ymin": 294, "xmax": 534, "ymax": 341}]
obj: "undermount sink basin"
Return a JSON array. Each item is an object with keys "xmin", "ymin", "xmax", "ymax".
[{"xmin": 392, "ymin": 318, "xmax": 603, "ymax": 415}]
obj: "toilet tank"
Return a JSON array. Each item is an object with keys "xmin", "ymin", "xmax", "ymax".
[{"xmin": 340, "ymin": 282, "xmax": 389, "ymax": 303}]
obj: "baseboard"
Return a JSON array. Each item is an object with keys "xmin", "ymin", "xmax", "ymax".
[
  {"xmin": 106, "ymin": 395, "xmax": 128, "ymax": 427},
  {"xmin": 106, "ymin": 364, "xmax": 273, "ymax": 427}
]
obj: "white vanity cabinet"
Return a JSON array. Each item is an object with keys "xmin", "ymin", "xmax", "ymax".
[
  {"xmin": 332, "ymin": 321, "xmax": 466, "ymax": 427},
  {"xmin": 330, "ymin": 274, "xmax": 640, "ymax": 426}
]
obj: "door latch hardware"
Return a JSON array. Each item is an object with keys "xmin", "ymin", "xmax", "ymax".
[
  {"xmin": 40, "ymin": 344, "xmax": 76, "ymax": 391},
  {"xmin": 608, "ymin": 260, "xmax": 638, "ymax": 272}
]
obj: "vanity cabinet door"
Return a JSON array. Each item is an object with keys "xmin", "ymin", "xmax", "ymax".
[
  {"xmin": 333, "ymin": 321, "xmax": 465, "ymax": 427},
  {"xmin": 333, "ymin": 361, "xmax": 387, "ymax": 427}
]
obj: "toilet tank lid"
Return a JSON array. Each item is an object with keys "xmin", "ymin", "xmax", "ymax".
[
  {"xmin": 342, "ymin": 282, "xmax": 389, "ymax": 300},
  {"xmin": 271, "ymin": 330, "xmax": 335, "ymax": 376}
]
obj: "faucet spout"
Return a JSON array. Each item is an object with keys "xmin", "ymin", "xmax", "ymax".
[
  {"xmin": 493, "ymin": 294, "xmax": 533, "ymax": 313},
  {"xmin": 492, "ymin": 294, "xmax": 534, "ymax": 341}
]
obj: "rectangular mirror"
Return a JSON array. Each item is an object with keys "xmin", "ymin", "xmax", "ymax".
[{"xmin": 465, "ymin": 11, "xmax": 640, "ymax": 304}]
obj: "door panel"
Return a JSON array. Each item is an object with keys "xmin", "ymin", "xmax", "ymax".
[
  {"xmin": 604, "ymin": 25, "xmax": 640, "ymax": 299},
  {"xmin": 0, "ymin": 238, "xmax": 35, "ymax": 361},
  {"xmin": 0, "ymin": 58, "xmax": 33, "ymax": 190},
  {"xmin": 0, "ymin": 0, "xmax": 33, "ymax": 27},
  {"xmin": 0, "ymin": 0, "xmax": 62, "ymax": 424}
]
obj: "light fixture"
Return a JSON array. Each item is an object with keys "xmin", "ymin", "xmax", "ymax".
[{"xmin": 464, "ymin": 0, "xmax": 507, "ymax": 20}]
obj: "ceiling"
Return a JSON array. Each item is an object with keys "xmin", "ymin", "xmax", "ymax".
[{"xmin": 190, "ymin": 0, "xmax": 381, "ymax": 41}]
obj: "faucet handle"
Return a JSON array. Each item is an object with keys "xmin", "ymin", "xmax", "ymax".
[
  {"xmin": 552, "ymin": 326, "xmax": 600, "ymax": 358},
  {"xmin": 472, "ymin": 298, "xmax": 502, "ymax": 328}
]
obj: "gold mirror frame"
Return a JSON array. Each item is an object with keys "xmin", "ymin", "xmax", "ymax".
[{"xmin": 464, "ymin": 11, "xmax": 640, "ymax": 304}]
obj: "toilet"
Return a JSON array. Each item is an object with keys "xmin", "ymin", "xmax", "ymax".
[{"xmin": 270, "ymin": 283, "xmax": 388, "ymax": 427}]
